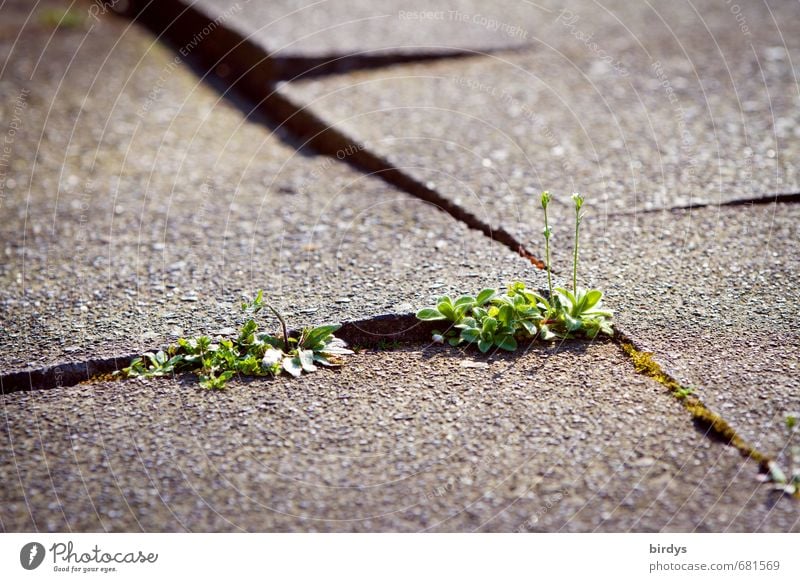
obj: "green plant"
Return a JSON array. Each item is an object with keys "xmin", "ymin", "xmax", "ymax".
[
  {"xmin": 765, "ymin": 415, "xmax": 800, "ymax": 497},
  {"xmin": 417, "ymin": 192, "xmax": 612, "ymax": 350},
  {"xmin": 121, "ymin": 290, "xmax": 352, "ymax": 389}
]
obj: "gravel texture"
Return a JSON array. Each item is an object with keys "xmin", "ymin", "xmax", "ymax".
[{"xmin": 2, "ymin": 343, "xmax": 797, "ymax": 532}]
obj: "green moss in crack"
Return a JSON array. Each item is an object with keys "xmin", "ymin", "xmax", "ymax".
[
  {"xmin": 620, "ymin": 342, "xmax": 769, "ymax": 467},
  {"xmin": 119, "ymin": 290, "xmax": 352, "ymax": 390},
  {"xmin": 417, "ymin": 192, "xmax": 613, "ymax": 350}
]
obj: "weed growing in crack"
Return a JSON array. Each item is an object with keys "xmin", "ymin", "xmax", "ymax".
[
  {"xmin": 764, "ymin": 415, "xmax": 800, "ymax": 497},
  {"xmin": 120, "ymin": 290, "xmax": 352, "ymax": 389},
  {"xmin": 416, "ymin": 192, "xmax": 613, "ymax": 350}
]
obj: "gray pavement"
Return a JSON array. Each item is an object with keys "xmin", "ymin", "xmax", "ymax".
[
  {"xmin": 2, "ymin": 343, "xmax": 797, "ymax": 532},
  {"xmin": 194, "ymin": 0, "xmax": 539, "ymax": 59},
  {"xmin": 276, "ymin": 2, "xmax": 800, "ymax": 476},
  {"xmin": 0, "ymin": 0, "xmax": 798, "ymax": 533}
]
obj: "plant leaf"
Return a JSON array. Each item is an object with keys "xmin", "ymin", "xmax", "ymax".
[
  {"xmin": 476, "ymin": 288, "xmax": 496, "ymax": 305},
  {"xmin": 301, "ymin": 324, "xmax": 341, "ymax": 348},
  {"xmin": 416, "ymin": 307, "xmax": 447, "ymax": 321},
  {"xmin": 282, "ymin": 356, "xmax": 303, "ymax": 378},
  {"xmin": 436, "ymin": 297, "xmax": 456, "ymax": 320},
  {"xmin": 495, "ymin": 335, "xmax": 518, "ymax": 351},
  {"xmin": 298, "ymin": 349, "xmax": 317, "ymax": 372},
  {"xmin": 583, "ymin": 289, "xmax": 603, "ymax": 310}
]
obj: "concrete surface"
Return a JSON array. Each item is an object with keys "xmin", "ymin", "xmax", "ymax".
[
  {"xmin": 2, "ymin": 343, "xmax": 797, "ymax": 532},
  {"xmin": 0, "ymin": 0, "xmax": 797, "ymax": 534},
  {"xmin": 193, "ymin": 0, "xmax": 540, "ymax": 59}
]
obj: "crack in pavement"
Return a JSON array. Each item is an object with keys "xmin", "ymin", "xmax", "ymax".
[
  {"xmin": 605, "ymin": 191, "xmax": 800, "ymax": 218},
  {"xmin": 122, "ymin": 0, "xmax": 545, "ymax": 269},
  {"xmin": 1, "ymin": 309, "xmax": 775, "ymax": 479},
  {"xmin": 0, "ymin": 314, "xmax": 441, "ymax": 394}
]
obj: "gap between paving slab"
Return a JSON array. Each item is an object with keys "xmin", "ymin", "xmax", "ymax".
[{"xmin": 605, "ymin": 191, "xmax": 800, "ymax": 218}]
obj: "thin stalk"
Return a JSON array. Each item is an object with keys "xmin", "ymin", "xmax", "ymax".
[
  {"xmin": 543, "ymin": 206, "xmax": 554, "ymax": 301},
  {"xmin": 571, "ymin": 193, "xmax": 584, "ymax": 293},
  {"xmin": 265, "ymin": 303, "xmax": 290, "ymax": 352},
  {"xmin": 573, "ymin": 210, "xmax": 579, "ymax": 293}
]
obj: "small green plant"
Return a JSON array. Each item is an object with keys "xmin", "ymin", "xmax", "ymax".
[
  {"xmin": 121, "ymin": 290, "xmax": 352, "ymax": 389},
  {"xmin": 417, "ymin": 192, "xmax": 613, "ymax": 351},
  {"xmin": 765, "ymin": 415, "xmax": 800, "ymax": 497}
]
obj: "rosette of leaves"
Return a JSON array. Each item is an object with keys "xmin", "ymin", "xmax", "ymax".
[
  {"xmin": 416, "ymin": 191, "xmax": 613, "ymax": 351},
  {"xmin": 121, "ymin": 290, "xmax": 352, "ymax": 389},
  {"xmin": 416, "ymin": 281, "xmax": 613, "ymax": 352}
]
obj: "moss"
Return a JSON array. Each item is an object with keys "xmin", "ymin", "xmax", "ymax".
[{"xmin": 620, "ymin": 342, "xmax": 769, "ymax": 468}]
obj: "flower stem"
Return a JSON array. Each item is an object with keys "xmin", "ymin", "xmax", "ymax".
[
  {"xmin": 265, "ymin": 303, "xmax": 290, "ymax": 352},
  {"xmin": 543, "ymin": 206, "xmax": 554, "ymax": 301},
  {"xmin": 573, "ymin": 208, "xmax": 579, "ymax": 293}
]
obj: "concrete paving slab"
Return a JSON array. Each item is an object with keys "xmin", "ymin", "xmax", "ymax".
[
  {"xmin": 281, "ymin": 0, "xmax": 799, "ymax": 244},
  {"xmin": 190, "ymin": 0, "xmax": 539, "ymax": 60},
  {"xmin": 0, "ymin": 10, "xmax": 545, "ymax": 373},
  {"xmin": 546, "ymin": 203, "xmax": 800, "ymax": 471},
  {"xmin": 2, "ymin": 342, "xmax": 797, "ymax": 532}
]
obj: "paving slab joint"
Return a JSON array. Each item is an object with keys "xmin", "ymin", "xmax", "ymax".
[
  {"xmin": 606, "ymin": 191, "xmax": 800, "ymax": 218},
  {"xmin": 612, "ymin": 327, "xmax": 770, "ymax": 472},
  {"xmin": 121, "ymin": 0, "xmax": 546, "ymax": 269}
]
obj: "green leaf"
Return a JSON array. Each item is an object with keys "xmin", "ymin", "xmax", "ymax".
[
  {"xmin": 539, "ymin": 325, "xmax": 556, "ymax": 341},
  {"xmin": 481, "ymin": 317, "xmax": 498, "ymax": 335},
  {"xmin": 436, "ymin": 297, "xmax": 456, "ymax": 320},
  {"xmin": 477, "ymin": 339, "xmax": 493, "ymax": 353},
  {"xmin": 497, "ymin": 304, "xmax": 513, "ymax": 325},
  {"xmin": 472, "ymin": 306, "xmax": 488, "ymax": 321},
  {"xmin": 454, "ymin": 295, "xmax": 476, "ymax": 310},
  {"xmin": 460, "ymin": 328, "xmax": 480, "ymax": 343},
  {"xmin": 298, "ymin": 349, "xmax": 317, "ymax": 372},
  {"xmin": 564, "ymin": 313, "xmax": 583, "ymax": 332},
  {"xmin": 455, "ymin": 317, "xmax": 477, "ymax": 329},
  {"xmin": 301, "ymin": 324, "xmax": 341, "ymax": 348},
  {"xmin": 476, "ymin": 288, "xmax": 496, "ymax": 305},
  {"xmin": 520, "ymin": 320, "xmax": 539, "ymax": 336},
  {"xmin": 416, "ymin": 307, "xmax": 447, "ymax": 321},
  {"xmin": 555, "ymin": 287, "xmax": 576, "ymax": 306},
  {"xmin": 282, "ymin": 356, "xmax": 303, "ymax": 378},
  {"xmin": 495, "ymin": 335, "xmax": 518, "ymax": 351},
  {"xmin": 584, "ymin": 289, "xmax": 602, "ymax": 309},
  {"xmin": 448, "ymin": 337, "xmax": 462, "ymax": 347}
]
